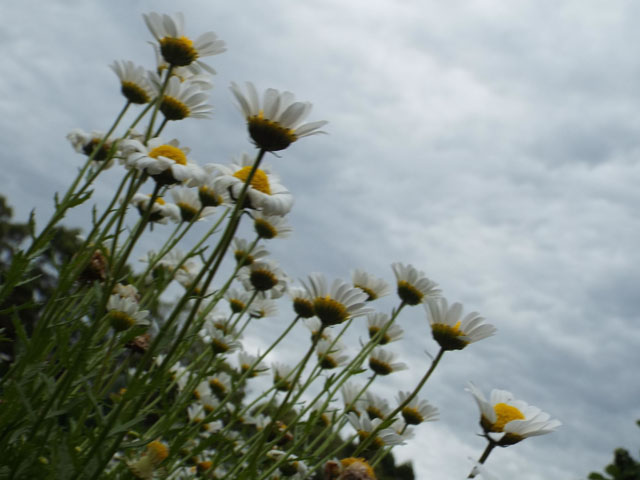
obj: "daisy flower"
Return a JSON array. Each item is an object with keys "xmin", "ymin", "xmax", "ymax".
[
  {"xmin": 467, "ymin": 383, "xmax": 561, "ymax": 446},
  {"xmin": 143, "ymin": 12, "xmax": 225, "ymax": 70},
  {"xmin": 367, "ymin": 312, "xmax": 403, "ymax": 345},
  {"xmin": 198, "ymin": 166, "xmax": 229, "ymax": 207},
  {"xmin": 232, "ymin": 237, "xmax": 269, "ymax": 267},
  {"xmin": 391, "ymin": 262, "xmax": 441, "ymax": 306},
  {"xmin": 266, "ymin": 450, "xmax": 308, "ymax": 477},
  {"xmin": 211, "ymin": 154, "xmax": 294, "ymax": 216},
  {"xmin": 272, "ymin": 362, "xmax": 295, "ymax": 392},
  {"xmin": 131, "ymin": 193, "xmax": 181, "ymax": 224},
  {"xmin": 122, "ymin": 137, "xmax": 205, "ymax": 187},
  {"xmin": 106, "ymin": 294, "xmax": 150, "ymax": 332},
  {"xmin": 152, "ymin": 75, "xmax": 213, "ymax": 121},
  {"xmin": 230, "ymin": 81, "xmax": 327, "ymax": 151},
  {"xmin": 288, "ymin": 285, "xmax": 315, "ymax": 319},
  {"xmin": 323, "ymin": 458, "xmax": 376, "ymax": 480},
  {"xmin": 425, "ymin": 297, "xmax": 496, "ymax": 351},
  {"xmin": 237, "ymin": 352, "xmax": 269, "ymax": 378},
  {"xmin": 225, "ymin": 287, "xmax": 253, "ymax": 314},
  {"xmin": 396, "ymin": 391, "xmax": 439, "ymax": 425},
  {"xmin": 248, "ymin": 297, "xmax": 279, "ymax": 319},
  {"xmin": 111, "ymin": 60, "xmax": 153, "ymax": 104},
  {"xmin": 252, "ymin": 212, "xmax": 293, "ymax": 240},
  {"xmin": 67, "ymin": 128, "xmax": 116, "ymax": 166},
  {"xmin": 316, "ymin": 339, "xmax": 349, "ymax": 370},
  {"xmin": 207, "ymin": 372, "xmax": 233, "ymax": 398},
  {"xmin": 341, "ymin": 382, "xmax": 364, "ymax": 415},
  {"xmin": 363, "ymin": 391, "xmax": 391, "ymax": 420},
  {"xmin": 198, "ymin": 325, "xmax": 242, "ymax": 355},
  {"xmin": 302, "ymin": 273, "xmax": 372, "ymax": 327},
  {"xmin": 347, "ymin": 412, "xmax": 405, "ymax": 448},
  {"xmin": 171, "ymin": 187, "xmax": 217, "ymax": 222},
  {"xmin": 368, "ymin": 347, "xmax": 408, "ymax": 376},
  {"xmin": 127, "ymin": 440, "xmax": 168, "ymax": 480},
  {"xmin": 352, "ymin": 269, "xmax": 391, "ymax": 301},
  {"xmin": 239, "ymin": 260, "xmax": 288, "ymax": 298}
]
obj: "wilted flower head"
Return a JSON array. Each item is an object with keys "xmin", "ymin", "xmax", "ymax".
[{"xmin": 230, "ymin": 81, "xmax": 327, "ymax": 151}]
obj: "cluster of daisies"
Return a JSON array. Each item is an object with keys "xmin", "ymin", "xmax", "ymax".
[{"xmin": 63, "ymin": 11, "xmax": 560, "ymax": 480}]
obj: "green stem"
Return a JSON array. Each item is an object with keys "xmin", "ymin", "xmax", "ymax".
[{"xmin": 468, "ymin": 440, "xmax": 496, "ymax": 478}]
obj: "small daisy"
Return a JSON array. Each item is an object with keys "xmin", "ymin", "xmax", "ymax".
[
  {"xmin": 303, "ymin": 318, "xmax": 330, "ymax": 342},
  {"xmin": 131, "ymin": 193, "xmax": 181, "ymax": 224},
  {"xmin": 232, "ymin": 237, "xmax": 269, "ymax": 267},
  {"xmin": 316, "ymin": 339, "xmax": 349, "ymax": 370},
  {"xmin": 112, "ymin": 283, "xmax": 140, "ymax": 302},
  {"xmin": 67, "ymin": 129, "xmax": 116, "ymax": 166},
  {"xmin": 106, "ymin": 294, "xmax": 150, "ymax": 332},
  {"xmin": 237, "ymin": 352, "xmax": 269, "ymax": 378},
  {"xmin": 466, "ymin": 383, "xmax": 561, "ymax": 446},
  {"xmin": 111, "ymin": 60, "xmax": 153, "ymax": 104},
  {"xmin": 272, "ymin": 362, "xmax": 295, "ymax": 392},
  {"xmin": 225, "ymin": 287, "xmax": 253, "ymax": 313},
  {"xmin": 249, "ymin": 297, "xmax": 279, "ymax": 319},
  {"xmin": 363, "ymin": 391, "xmax": 391, "ymax": 420},
  {"xmin": 352, "ymin": 269, "xmax": 391, "ymax": 301},
  {"xmin": 367, "ymin": 312, "xmax": 403, "ymax": 345},
  {"xmin": 391, "ymin": 262, "xmax": 441, "ymax": 306},
  {"xmin": 230, "ymin": 81, "xmax": 327, "ymax": 151},
  {"xmin": 171, "ymin": 187, "xmax": 217, "ymax": 222},
  {"xmin": 143, "ymin": 12, "xmax": 225, "ymax": 70},
  {"xmin": 151, "ymin": 75, "xmax": 213, "ymax": 121},
  {"xmin": 252, "ymin": 212, "xmax": 293, "ymax": 240},
  {"xmin": 198, "ymin": 167, "xmax": 229, "ymax": 207},
  {"xmin": 266, "ymin": 450, "xmax": 309, "ymax": 477},
  {"xmin": 302, "ymin": 273, "xmax": 372, "ymax": 327},
  {"xmin": 341, "ymin": 382, "xmax": 364, "ymax": 415},
  {"xmin": 347, "ymin": 412, "xmax": 405, "ymax": 449},
  {"xmin": 288, "ymin": 286, "xmax": 315, "ymax": 319},
  {"xmin": 368, "ymin": 347, "xmax": 408, "ymax": 376},
  {"xmin": 396, "ymin": 391, "xmax": 439, "ymax": 425},
  {"xmin": 324, "ymin": 458, "xmax": 376, "ymax": 480},
  {"xmin": 239, "ymin": 260, "xmax": 288, "ymax": 298},
  {"xmin": 425, "ymin": 297, "xmax": 496, "ymax": 351},
  {"xmin": 198, "ymin": 325, "xmax": 242, "ymax": 355},
  {"xmin": 211, "ymin": 154, "xmax": 294, "ymax": 216},
  {"xmin": 122, "ymin": 137, "xmax": 205, "ymax": 187},
  {"xmin": 207, "ymin": 372, "xmax": 233, "ymax": 398}
]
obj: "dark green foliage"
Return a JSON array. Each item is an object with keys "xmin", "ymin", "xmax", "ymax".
[{"xmin": 589, "ymin": 421, "xmax": 640, "ymax": 480}]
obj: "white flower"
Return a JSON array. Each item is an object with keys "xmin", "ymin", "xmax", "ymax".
[
  {"xmin": 237, "ymin": 352, "xmax": 268, "ymax": 378},
  {"xmin": 150, "ymin": 74, "xmax": 213, "ymax": 121},
  {"xmin": 302, "ymin": 273, "xmax": 373, "ymax": 327},
  {"xmin": 106, "ymin": 294, "xmax": 150, "ymax": 332},
  {"xmin": 396, "ymin": 391, "xmax": 439, "ymax": 425},
  {"xmin": 391, "ymin": 262, "xmax": 441, "ymax": 305},
  {"xmin": 426, "ymin": 297, "xmax": 496, "ymax": 351},
  {"xmin": 239, "ymin": 260, "xmax": 288, "ymax": 299},
  {"xmin": 111, "ymin": 60, "xmax": 153, "ymax": 104},
  {"xmin": 67, "ymin": 129, "xmax": 116, "ymax": 168},
  {"xmin": 207, "ymin": 372, "xmax": 233, "ymax": 398},
  {"xmin": 198, "ymin": 325, "xmax": 242, "ymax": 355},
  {"xmin": 225, "ymin": 287, "xmax": 253, "ymax": 313},
  {"xmin": 171, "ymin": 187, "xmax": 217, "ymax": 222},
  {"xmin": 143, "ymin": 12, "xmax": 225, "ymax": 71},
  {"xmin": 230, "ymin": 81, "xmax": 327, "ymax": 151},
  {"xmin": 232, "ymin": 237, "xmax": 269, "ymax": 267},
  {"xmin": 211, "ymin": 154, "xmax": 294, "ymax": 216},
  {"xmin": 363, "ymin": 391, "xmax": 391, "ymax": 420},
  {"xmin": 272, "ymin": 362, "xmax": 295, "ymax": 392},
  {"xmin": 288, "ymin": 285, "xmax": 315, "ymax": 319},
  {"xmin": 248, "ymin": 297, "xmax": 279, "ymax": 318},
  {"xmin": 352, "ymin": 269, "xmax": 391, "ymax": 301},
  {"xmin": 341, "ymin": 382, "xmax": 365, "ymax": 415},
  {"xmin": 252, "ymin": 212, "xmax": 292, "ymax": 239},
  {"xmin": 366, "ymin": 312, "xmax": 403, "ymax": 345},
  {"xmin": 347, "ymin": 412, "xmax": 405, "ymax": 448},
  {"xmin": 368, "ymin": 347, "xmax": 408, "ymax": 376},
  {"xmin": 316, "ymin": 339, "xmax": 349, "ymax": 370},
  {"xmin": 131, "ymin": 193, "xmax": 181, "ymax": 224},
  {"xmin": 122, "ymin": 137, "xmax": 205, "ymax": 187},
  {"xmin": 466, "ymin": 383, "xmax": 561, "ymax": 446}
]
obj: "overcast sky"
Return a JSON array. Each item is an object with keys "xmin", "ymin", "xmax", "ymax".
[{"xmin": 3, "ymin": 1, "xmax": 640, "ymax": 479}]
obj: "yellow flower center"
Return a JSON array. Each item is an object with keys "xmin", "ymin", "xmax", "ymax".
[
  {"xmin": 229, "ymin": 298, "xmax": 245, "ymax": 313},
  {"xmin": 210, "ymin": 337, "xmax": 230, "ymax": 355},
  {"xmin": 198, "ymin": 186, "xmax": 222, "ymax": 207},
  {"xmin": 209, "ymin": 378, "xmax": 227, "ymax": 397},
  {"xmin": 313, "ymin": 295, "xmax": 349, "ymax": 326},
  {"xmin": 109, "ymin": 311, "xmax": 135, "ymax": 332},
  {"xmin": 355, "ymin": 284, "xmax": 378, "ymax": 301},
  {"xmin": 340, "ymin": 458, "xmax": 376, "ymax": 480},
  {"xmin": 148, "ymin": 144, "xmax": 187, "ymax": 165},
  {"xmin": 121, "ymin": 81, "xmax": 150, "ymax": 104},
  {"xmin": 369, "ymin": 356, "xmax": 393, "ymax": 376},
  {"xmin": 232, "ymin": 166, "xmax": 272, "ymax": 195},
  {"xmin": 159, "ymin": 36, "xmax": 198, "ymax": 66},
  {"xmin": 247, "ymin": 111, "xmax": 297, "ymax": 152},
  {"xmin": 249, "ymin": 268, "xmax": 278, "ymax": 291},
  {"xmin": 397, "ymin": 280, "xmax": 423, "ymax": 305},
  {"xmin": 293, "ymin": 297, "xmax": 315, "ymax": 318},
  {"xmin": 177, "ymin": 202, "xmax": 199, "ymax": 222},
  {"xmin": 368, "ymin": 326, "xmax": 391, "ymax": 345},
  {"xmin": 402, "ymin": 406, "xmax": 424, "ymax": 425},
  {"xmin": 491, "ymin": 403, "xmax": 525, "ymax": 432},
  {"xmin": 254, "ymin": 218, "xmax": 278, "ymax": 239},
  {"xmin": 431, "ymin": 321, "xmax": 468, "ymax": 351},
  {"xmin": 146, "ymin": 441, "xmax": 169, "ymax": 464},
  {"xmin": 160, "ymin": 96, "xmax": 191, "ymax": 121}
]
